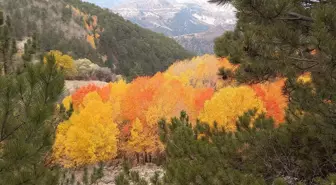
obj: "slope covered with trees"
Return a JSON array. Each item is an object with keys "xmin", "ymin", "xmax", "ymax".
[{"xmin": 0, "ymin": 0, "xmax": 193, "ymax": 78}]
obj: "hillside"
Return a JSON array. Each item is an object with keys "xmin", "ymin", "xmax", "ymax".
[
  {"xmin": 0, "ymin": 0, "xmax": 193, "ymax": 78},
  {"xmin": 109, "ymin": 0, "xmax": 236, "ymax": 55},
  {"xmin": 174, "ymin": 25, "xmax": 234, "ymax": 54}
]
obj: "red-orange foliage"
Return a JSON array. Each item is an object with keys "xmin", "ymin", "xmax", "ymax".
[
  {"xmin": 251, "ymin": 79, "xmax": 287, "ymax": 124},
  {"xmin": 121, "ymin": 123, "xmax": 132, "ymax": 137},
  {"xmin": 121, "ymin": 73, "xmax": 165, "ymax": 122},
  {"xmin": 194, "ymin": 88, "xmax": 214, "ymax": 113},
  {"xmin": 97, "ymin": 85, "xmax": 111, "ymax": 102},
  {"xmin": 71, "ymin": 84, "xmax": 100, "ymax": 110}
]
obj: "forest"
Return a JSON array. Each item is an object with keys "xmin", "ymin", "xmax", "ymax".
[
  {"xmin": 0, "ymin": 0, "xmax": 192, "ymax": 79},
  {"xmin": 1, "ymin": 0, "xmax": 336, "ymax": 185}
]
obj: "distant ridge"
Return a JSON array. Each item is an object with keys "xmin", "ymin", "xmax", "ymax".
[{"xmin": 0, "ymin": 0, "xmax": 193, "ymax": 78}]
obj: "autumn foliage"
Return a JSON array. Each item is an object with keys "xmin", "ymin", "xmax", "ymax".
[
  {"xmin": 251, "ymin": 79, "xmax": 287, "ymax": 124},
  {"xmin": 69, "ymin": 5, "xmax": 102, "ymax": 49},
  {"xmin": 44, "ymin": 50, "xmax": 76, "ymax": 75},
  {"xmin": 166, "ymin": 55, "xmax": 237, "ymax": 89},
  {"xmin": 53, "ymin": 55, "xmax": 289, "ymax": 167},
  {"xmin": 71, "ymin": 84, "xmax": 100, "ymax": 110},
  {"xmin": 199, "ymin": 86, "xmax": 265, "ymax": 131},
  {"xmin": 54, "ymin": 92, "xmax": 119, "ymax": 167}
]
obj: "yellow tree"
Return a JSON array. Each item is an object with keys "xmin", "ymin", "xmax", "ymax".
[
  {"xmin": 87, "ymin": 35, "xmax": 96, "ymax": 49},
  {"xmin": 44, "ymin": 50, "xmax": 76, "ymax": 75},
  {"xmin": 126, "ymin": 118, "xmax": 158, "ymax": 162},
  {"xmin": 143, "ymin": 78, "xmax": 198, "ymax": 157},
  {"xmin": 62, "ymin": 96, "xmax": 72, "ymax": 111},
  {"xmin": 109, "ymin": 79, "xmax": 129, "ymax": 123},
  {"xmin": 297, "ymin": 72, "xmax": 312, "ymax": 84},
  {"xmin": 53, "ymin": 92, "xmax": 119, "ymax": 167},
  {"xmin": 165, "ymin": 55, "xmax": 237, "ymax": 89},
  {"xmin": 71, "ymin": 84, "xmax": 100, "ymax": 110},
  {"xmin": 145, "ymin": 75, "xmax": 205, "ymax": 126},
  {"xmin": 199, "ymin": 86, "xmax": 265, "ymax": 131}
]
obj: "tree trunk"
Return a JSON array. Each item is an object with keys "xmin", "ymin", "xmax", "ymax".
[
  {"xmin": 144, "ymin": 152, "xmax": 148, "ymax": 163},
  {"xmin": 149, "ymin": 153, "xmax": 152, "ymax": 163},
  {"xmin": 136, "ymin": 153, "xmax": 139, "ymax": 164}
]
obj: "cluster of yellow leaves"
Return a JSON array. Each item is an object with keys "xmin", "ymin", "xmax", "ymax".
[
  {"xmin": 54, "ymin": 92, "xmax": 119, "ymax": 167},
  {"xmin": 166, "ymin": 55, "xmax": 237, "ymax": 89},
  {"xmin": 86, "ymin": 35, "xmax": 96, "ymax": 49},
  {"xmin": 54, "ymin": 55, "xmax": 289, "ymax": 167},
  {"xmin": 84, "ymin": 15, "xmax": 102, "ymax": 49},
  {"xmin": 62, "ymin": 96, "xmax": 72, "ymax": 110},
  {"xmin": 71, "ymin": 6, "xmax": 86, "ymax": 17},
  {"xmin": 297, "ymin": 72, "xmax": 312, "ymax": 84},
  {"xmin": 199, "ymin": 86, "xmax": 265, "ymax": 131},
  {"xmin": 69, "ymin": 5, "xmax": 101, "ymax": 49},
  {"xmin": 44, "ymin": 50, "xmax": 76, "ymax": 75}
]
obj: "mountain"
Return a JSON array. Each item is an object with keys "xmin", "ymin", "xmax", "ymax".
[
  {"xmin": 0, "ymin": 0, "xmax": 193, "ymax": 78},
  {"xmin": 106, "ymin": 0, "xmax": 236, "ymax": 55},
  {"xmin": 174, "ymin": 25, "xmax": 234, "ymax": 55},
  {"xmin": 83, "ymin": 0, "xmax": 124, "ymax": 8}
]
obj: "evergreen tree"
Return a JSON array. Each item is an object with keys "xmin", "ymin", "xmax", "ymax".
[
  {"xmin": 0, "ymin": 13, "xmax": 17, "ymax": 75},
  {"xmin": 0, "ymin": 14, "xmax": 64, "ymax": 184},
  {"xmin": 160, "ymin": 111, "xmax": 336, "ymax": 184},
  {"xmin": 211, "ymin": 2, "xmax": 336, "ymax": 183},
  {"xmin": 0, "ymin": 53, "xmax": 64, "ymax": 185},
  {"xmin": 159, "ymin": 111, "xmax": 269, "ymax": 185}
]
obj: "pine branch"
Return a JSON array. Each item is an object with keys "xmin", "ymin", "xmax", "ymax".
[
  {"xmin": 0, "ymin": 120, "xmax": 27, "ymax": 143},
  {"xmin": 281, "ymin": 12, "xmax": 314, "ymax": 22},
  {"xmin": 288, "ymin": 57, "xmax": 319, "ymax": 63},
  {"xmin": 0, "ymin": 90, "xmax": 10, "ymax": 141}
]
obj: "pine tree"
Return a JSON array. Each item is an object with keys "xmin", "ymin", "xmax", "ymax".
[
  {"xmin": 0, "ymin": 14, "xmax": 64, "ymax": 184},
  {"xmin": 0, "ymin": 53, "xmax": 64, "ymax": 185},
  {"xmin": 0, "ymin": 13, "xmax": 17, "ymax": 75},
  {"xmin": 22, "ymin": 33, "xmax": 39, "ymax": 67},
  {"xmin": 210, "ymin": 1, "xmax": 336, "ymax": 183},
  {"xmin": 159, "ymin": 111, "xmax": 267, "ymax": 185}
]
